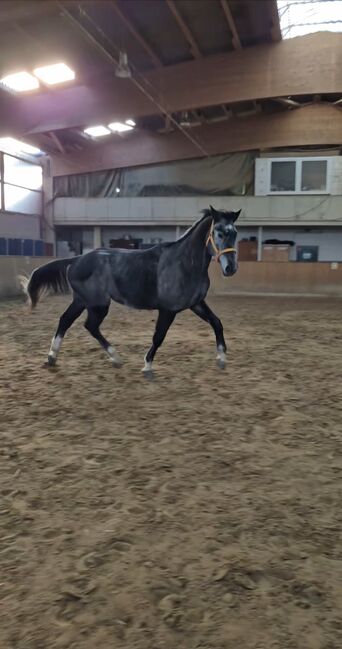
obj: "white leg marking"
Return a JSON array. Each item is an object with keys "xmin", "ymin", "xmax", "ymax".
[
  {"xmin": 107, "ymin": 345, "xmax": 122, "ymax": 366},
  {"xmin": 216, "ymin": 344, "xmax": 226, "ymax": 367},
  {"xmin": 48, "ymin": 335, "xmax": 62, "ymax": 360},
  {"xmin": 142, "ymin": 354, "xmax": 152, "ymax": 373}
]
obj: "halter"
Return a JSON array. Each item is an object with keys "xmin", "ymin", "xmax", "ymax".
[{"xmin": 206, "ymin": 222, "xmax": 236, "ymax": 262}]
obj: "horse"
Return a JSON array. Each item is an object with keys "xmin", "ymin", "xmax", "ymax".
[{"xmin": 21, "ymin": 205, "xmax": 240, "ymax": 377}]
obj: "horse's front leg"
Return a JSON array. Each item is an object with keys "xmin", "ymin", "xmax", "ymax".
[
  {"xmin": 142, "ymin": 309, "xmax": 176, "ymax": 378},
  {"xmin": 191, "ymin": 300, "xmax": 227, "ymax": 369}
]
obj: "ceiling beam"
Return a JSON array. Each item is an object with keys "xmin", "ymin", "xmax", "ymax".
[
  {"xmin": 110, "ymin": 1, "xmax": 163, "ymax": 68},
  {"xmin": 220, "ymin": 0, "xmax": 242, "ymax": 49},
  {"xmin": 165, "ymin": 0, "xmax": 201, "ymax": 58},
  {"xmin": 50, "ymin": 104, "xmax": 342, "ymax": 176},
  {"xmin": 270, "ymin": 0, "xmax": 282, "ymax": 42},
  {"xmin": 273, "ymin": 97, "xmax": 301, "ymax": 109},
  {"xmin": 2, "ymin": 32, "xmax": 340, "ymax": 137}
]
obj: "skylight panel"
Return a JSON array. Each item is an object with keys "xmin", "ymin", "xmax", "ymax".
[
  {"xmin": 83, "ymin": 126, "xmax": 111, "ymax": 137},
  {"xmin": 0, "ymin": 71, "xmax": 39, "ymax": 92},
  {"xmin": 33, "ymin": 63, "xmax": 75, "ymax": 85},
  {"xmin": 277, "ymin": 0, "xmax": 342, "ymax": 39},
  {"xmin": 108, "ymin": 122, "xmax": 134, "ymax": 133}
]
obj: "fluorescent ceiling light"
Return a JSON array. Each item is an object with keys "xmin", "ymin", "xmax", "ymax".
[
  {"xmin": 33, "ymin": 62, "xmax": 75, "ymax": 85},
  {"xmin": 108, "ymin": 121, "xmax": 134, "ymax": 133},
  {"xmin": 84, "ymin": 125, "xmax": 111, "ymax": 137},
  {"xmin": 125, "ymin": 119, "xmax": 136, "ymax": 127},
  {"xmin": 0, "ymin": 71, "xmax": 39, "ymax": 92},
  {"xmin": 277, "ymin": 0, "xmax": 342, "ymax": 39},
  {"xmin": 0, "ymin": 137, "xmax": 41, "ymax": 155}
]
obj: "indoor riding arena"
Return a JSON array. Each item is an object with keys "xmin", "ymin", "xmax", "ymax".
[{"xmin": 1, "ymin": 2, "xmax": 342, "ymax": 649}]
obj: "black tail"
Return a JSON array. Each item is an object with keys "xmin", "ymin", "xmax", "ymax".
[{"xmin": 19, "ymin": 257, "xmax": 79, "ymax": 309}]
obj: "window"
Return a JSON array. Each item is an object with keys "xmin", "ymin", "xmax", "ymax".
[
  {"xmin": 1, "ymin": 153, "xmax": 42, "ymax": 215},
  {"xmin": 4, "ymin": 154, "xmax": 42, "ymax": 190},
  {"xmin": 271, "ymin": 161, "xmax": 296, "ymax": 192},
  {"xmin": 301, "ymin": 160, "xmax": 327, "ymax": 192},
  {"xmin": 268, "ymin": 157, "xmax": 330, "ymax": 195}
]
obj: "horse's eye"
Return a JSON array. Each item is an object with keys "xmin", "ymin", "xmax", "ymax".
[{"xmin": 217, "ymin": 232, "xmax": 223, "ymax": 239}]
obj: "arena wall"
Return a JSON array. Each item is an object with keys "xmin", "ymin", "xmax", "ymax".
[
  {"xmin": 1, "ymin": 257, "xmax": 342, "ymax": 299},
  {"xmin": 209, "ymin": 262, "xmax": 342, "ymax": 296}
]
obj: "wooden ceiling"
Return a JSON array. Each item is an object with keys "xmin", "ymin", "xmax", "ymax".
[
  {"xmin": 0, "ymin": 1, "xmax": 280, "ymax": 149},
  {"xmin": 0, "ymin": 1, "xmax": 340, "ymax": 162}
]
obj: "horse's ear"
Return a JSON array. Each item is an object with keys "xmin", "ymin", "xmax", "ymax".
[
  {"xmin": 209, "ymin": 205, "xmax": 219, "ymax": 219},
  {"xmin": 232, "ymin": 209, "xmax": 241, "ymax": 223}
]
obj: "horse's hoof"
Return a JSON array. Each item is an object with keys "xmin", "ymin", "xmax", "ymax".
[
  {"xmin": 43, "ymin": 357, "xmax": 57, "ymax": 369},
  {"xmin": 143, "ymin": 369, "xmax": 155, "ymax": 380},
  {"xmin": 111, "ymin": 359, "xmax": 123, "ymax": 369},
  {"xmin": 216, "ymin": 358, "xmax": 226, "ymax": 370}
]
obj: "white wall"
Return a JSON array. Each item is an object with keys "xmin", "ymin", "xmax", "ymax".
[
  {"xmin": 0, "ymin": 211, "xmax": 41, "ymax": 239},
  {"xmin": 54, "ymin": 195, "xmax": 342, "ymax": 227}
]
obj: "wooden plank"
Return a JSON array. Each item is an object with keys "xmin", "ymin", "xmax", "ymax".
[
  {"xmin": 50, "ymin": 104, "xmax": 342, "ymax": 175},
  {"xmin": 0, "ymin": 1, "xmax": 55, "ymax": 23}
]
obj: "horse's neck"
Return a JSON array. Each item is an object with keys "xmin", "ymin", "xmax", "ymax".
[{"xmin": 183, "ymin": 215, "xmax": 212, "ymax": 264}]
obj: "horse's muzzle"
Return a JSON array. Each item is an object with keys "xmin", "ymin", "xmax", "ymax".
[{"xmin": 221, "ymin": 260, "xmax": 238, "ymax": 277}]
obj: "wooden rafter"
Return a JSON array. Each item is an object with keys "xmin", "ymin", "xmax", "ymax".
[
  {"xmin": 270, "ymin": 0, "xmax": 282, "ymax": 42},
  {"xmin": 49, "ymin": 131, "xmax": 65, "ymax": 154},
  {"xmin": 110, "ymin": 1, "xmax": 162, "ymax": 68},
  {"xmin": 165, "ymin": 0, "xmax": 201, "ymax": 58},
  {"xmin": 220, "ymin": 0, "xmax": 241, "ymax": 49}
]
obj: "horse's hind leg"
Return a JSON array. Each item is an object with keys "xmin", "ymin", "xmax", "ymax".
[
  {"xmin": 191, "ymin": 300, "xmax": 227, "ymax": 369},
  {"xmin": 46, "ymin": 297, "xmax": 85, "ymax": 367},
  {"xmin": 142, "ymin": 309, "xmax": 176, "ymax": 377},
  {"xmin": 84, "ymin": 305, "xmax": 122, "ymax": 367}
]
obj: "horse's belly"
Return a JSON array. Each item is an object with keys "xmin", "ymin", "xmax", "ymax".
[
  {"xmin": 109, "ymin": 281, "xmax": 157, "ymax": 310},
  {"xmin": 158, "ymin": 280, "xmax": 209, "ymax": 311}
]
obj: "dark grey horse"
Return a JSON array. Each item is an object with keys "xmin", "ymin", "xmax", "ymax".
[{"xmin": 21, "ymin": 206, "xmax": 240, "ymax": 376}]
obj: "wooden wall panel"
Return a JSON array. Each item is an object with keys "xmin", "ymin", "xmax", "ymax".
[
  {"xmin": 51, "ymin": 104, "xmax": 342, "ymax": 176},
  {"xmin": 209, "ymin": 261, "xmax": 342, "ymax": 296}
]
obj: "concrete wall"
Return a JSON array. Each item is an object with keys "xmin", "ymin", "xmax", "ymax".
[
  {"xmin": 0, "ymin": 256, "xmax": 54, "ymax": 298},
  {"xmin": 209, "ymin": 261, "xmax": 342, "ymax": 296}
]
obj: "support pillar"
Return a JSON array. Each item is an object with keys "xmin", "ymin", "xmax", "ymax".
[
  {"xmin": 257, "ymin": 226, "xmax": 263, "ymax": 261},
  {"xmin": 93, "ymin": 226, "xmax": 102, "ymax": 249}
]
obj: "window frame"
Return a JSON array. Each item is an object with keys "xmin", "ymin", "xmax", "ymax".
[{"xmin": 267, "ymin": 156, "xmax": 332, "ymax": 195}]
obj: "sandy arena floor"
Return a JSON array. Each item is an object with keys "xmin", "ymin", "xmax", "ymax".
[{"xmin": 0, "ymin": 294, "xmax": 342, "ymax": 649}]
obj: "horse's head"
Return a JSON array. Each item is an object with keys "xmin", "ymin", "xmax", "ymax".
[{"xmin": 207, "ymin": 206, "xmax": 241, "ymax": 277}]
